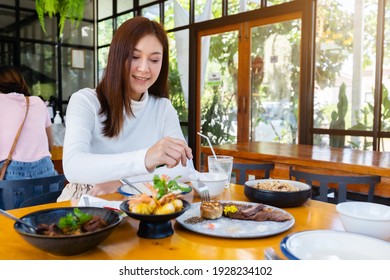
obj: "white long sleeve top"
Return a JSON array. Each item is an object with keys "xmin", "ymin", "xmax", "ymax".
[{"xmin": 63, "ymin": 88, "xmax": 190, "ymax": 184}]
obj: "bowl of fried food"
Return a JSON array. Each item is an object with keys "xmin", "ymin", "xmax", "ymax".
[
  {"xmin": 14, "ymin": 207, "xmax": 122, "ymax": 256},
  {"xmin": 244, "ymin": 179, "xmax": 312, "ymax": 208},
  {"xmin": 120, "ymin": 181, "xmax": 190, "ymax": 239}
]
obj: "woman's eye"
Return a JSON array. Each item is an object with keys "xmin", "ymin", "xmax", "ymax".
[{"xmin": 150, "ymin": 59, "xmax": 160, "ymax": 63}]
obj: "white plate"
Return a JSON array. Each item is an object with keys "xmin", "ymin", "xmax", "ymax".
[
  {"xmin": 176, "ymin": 201, "xmax": 295, "ymax": 239},
  {"xmin": 281, "ymin": 230, "xmax": 390, "ymax": 260},
  {"xmin": 118, "ymin": 182, "xmax": 192, "ymax": 196}
]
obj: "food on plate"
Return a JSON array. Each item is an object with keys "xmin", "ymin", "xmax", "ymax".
[
  {"xmin": 221, "ymin": 202, "xmax": 292, "ymax": 222},
  {"xmin": 253, "ymin": 180, "xmax": 299, "ymax": 192},
  {"xmin": 200, "ymin": 200, "xmax": 223, "ymax": 220},
  {"xmin": 147, "ymin": 174, "xmax": 191, "ymax": 199},
  {"xmin": 36, "ymin": 208, "xmax": 108, "ymax": 236},
  {"xmin": 127, "ymin": 181, "xmax": 183, "ymax": 215}
]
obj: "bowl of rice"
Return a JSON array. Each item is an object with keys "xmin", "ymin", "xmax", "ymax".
[{"xmin": 244, "ymin": 179, "xmax": 312, "ymax": 208}]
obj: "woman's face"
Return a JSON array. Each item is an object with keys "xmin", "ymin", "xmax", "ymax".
[{"xmin": 129, "ymin": 34, "xmax": 163, "ymax": 99}]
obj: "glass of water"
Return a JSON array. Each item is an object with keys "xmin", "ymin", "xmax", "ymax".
[{"xmin": 208, "ymin": 155, "xmax": 234, "ymax": 188}]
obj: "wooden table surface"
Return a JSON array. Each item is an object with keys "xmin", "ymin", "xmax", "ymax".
[
  {"xmin": 201, "ymin": 141, "xmax": 390, "ymax": 197},
  {"xmin": 0, "ymin": 184, "xmax": 343, "ymax": 260}
]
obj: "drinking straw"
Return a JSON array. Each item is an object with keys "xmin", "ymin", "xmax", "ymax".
[{"xmin": 197, "ymin": 132, "xmax": 217, "ymax": 159}]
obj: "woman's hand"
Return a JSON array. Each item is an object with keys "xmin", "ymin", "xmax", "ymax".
[
  {"xmin": 145, "ymin": 137, "xmax": 192, "ymax": 171},
  {"xmin": 87, "ymin": 180, "xmax": 123, "ymax": 196}
]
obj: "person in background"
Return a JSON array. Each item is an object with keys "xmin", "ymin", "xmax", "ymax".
[
  {"xmin": 59, "ymin": 17, "xmax": 193, "ymax": 200},
  {"xmin": 0, "ymin": 66, "xmax": 57, "ymax": 180}
]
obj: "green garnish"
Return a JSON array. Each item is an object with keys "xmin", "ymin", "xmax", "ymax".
[
  {"xmin": 58, "ymin": 208, "xmax": 93, "ymax": 231},
  {"xmin": 152, "ymin": 175, "xmax": 191, "ymax": 199}
]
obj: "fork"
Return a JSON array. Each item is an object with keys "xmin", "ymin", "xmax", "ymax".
[{"xmin": 188, "ymin": 159, "xmax": 210, "ymax": 202}]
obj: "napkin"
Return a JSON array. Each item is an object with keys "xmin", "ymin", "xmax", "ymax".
[{"xmin": 78, "ymin": 194, "xmax": 123, "ymax": 210}]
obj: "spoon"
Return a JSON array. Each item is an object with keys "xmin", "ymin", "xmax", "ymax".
[
  {"xmin": 0, "ymin": 208, "xmax": 38, "ymax": 233},
  {"xmin": 121, "ymin": 178, "xmax": 143, "ymax": 194}
]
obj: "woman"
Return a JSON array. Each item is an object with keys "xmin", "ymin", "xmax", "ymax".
[
  {"xmin": 59, "ymin": 17, "xmax": 193, "ymax": 199},
  {"xmin": 0, "ymin": 66, "xmax": 57, "ymax": 179}
]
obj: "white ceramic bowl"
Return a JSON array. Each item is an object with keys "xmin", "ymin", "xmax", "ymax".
[
  {"xmin": 189, "ymin": 172, "xmax": 228, "ymax": 198},
  {"xmin": 336, "ymin": 201, "xmax": 390, "ymax": 240}
]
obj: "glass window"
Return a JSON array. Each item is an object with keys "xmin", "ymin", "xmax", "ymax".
[
  {"xmin": 164, "ymin": 0, "xmax": 189, "ymax": 29},
  {"xmin": 118, "ymin": 0, "xmax": 134, "ymax": 13},
  {"xmin": 267, "ymin": 0, "xmax": 293, "ymax": 6},
  {"xmin": 98, "ymin": 0, "xmax": 112, "ymax": 19},
  {"xmin": 20, "ymin": 42, "xmax": 57, "ymax": 101},
  {"xmin": 83, "ymin": 0, "xmax": 94, "ymax": 20},
  {"xmin": 228, "ymin": 0, "xmax": 260, "ymax": 15},
  {"xmin": 200, "ymin": 30, "xmax": 239, "ymax": 145},
  {"xmin": 19, "ymin": 0, "xmax": 34, "ymax": 9},
  {"xmin": 195, "ymin": 0, "xmax": 220, "ymax": 22},
  {"xmin": 98, "ymin": 46, "xmax": 110, "ymax": 80},
  {"xmin": 168, "ymin": 30, "xmax": 189, "ymax": 122},
  {"xmin": 382, "ymin": 0, "xmax": 390, "ymax": 134},
  {"xmin": 0, "ymin": 0, "xmax": 14, "ymax": 5},
  {"xmin": 20, "ymin": 10, "xmax": 57, "ymax": 41},
  {"xmin": 314, "ymin": 0, "xmax": 378, "ymax": 150},
  {"xmin": 0, "ymin": 8, "xmax": 15, "ymax": 37},
  {"xmin": 98, "ymin": 19, "xmax": 113, "ymax": 46},
  {"xmin": 141, "ymin": 4, "xmax": 160, "ymax": 22},
  {"xmin": 140, "ymin": 0, "xmax": 156, "ymax": 5},
  {"xmin": 61, "ymin": 48, "xmax": 94, "ymax": 104},
  {"xmin": 250, "ymin": 19, "xmax": 301, "ymax": 144},
  {"xmin": 62, "ymin": 21, "xmax": 94, "ymax": 46},
  {"xmin": 117, "ymin": 12, "xmax": 134, "ymax": 27}
]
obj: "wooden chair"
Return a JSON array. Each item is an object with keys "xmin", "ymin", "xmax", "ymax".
[
  {"xmin": 0, "ymin": 174, "xmax": 66, "ymax": 210},
  {"xmin": 289, "ymin": 166, "xmax": 381, "ymax": 204},
  {"xmin": 232, "ymin": 162, "xmax": 275, "ymax": 185}
]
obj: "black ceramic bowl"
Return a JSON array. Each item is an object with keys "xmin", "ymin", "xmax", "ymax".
[
  {"xmin": 120, "ymin": 200, "xmax": 190, "ymax": 239},
  {"xmin": 244, "ymin": 179, "xmax": 312, "ymax": 208},
  {"xmin": 14, "ymin": 207, "xmax": 122, "ymax": 256}
]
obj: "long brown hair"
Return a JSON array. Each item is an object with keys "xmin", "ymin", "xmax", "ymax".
[
  {"xmin": 0, "ymin": 66, "xmax": 30, "ymax": 96},
  {"xmin": 96, "ymin": 17, "xmax": 169, "ymax": 138}
]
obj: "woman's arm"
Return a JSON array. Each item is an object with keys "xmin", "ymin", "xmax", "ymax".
[{"xmin": 46, "ymin": 125, "xmax": 54, "ymax": 151}]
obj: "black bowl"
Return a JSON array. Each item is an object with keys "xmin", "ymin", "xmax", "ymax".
[
  {"xmin": 14, "ymin": 207, "xmax": 122, "ymax": 256},
  {"xmin": 120, "ymin": 200, "xmax": 190, "ymax": 239},
  {"xmin": 244, "ymin": 179, "xmax": 312, "ymax": 208}
]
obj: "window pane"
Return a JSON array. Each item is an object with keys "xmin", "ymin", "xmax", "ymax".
[
  {"xmin": 314, "ymin": 134, "xmax": 375, "ymax": 150},
  {"xmin": 251, "ymin": 19, "xmax": 301, "ymax": 144},
  {"xmin": 164, "ymin": 0, "xmax": 190, "ymax": 29},
  {"xmin": 267, "ymin": 0, "xmax": 293, "ymax": 6},
  {"xmin": 382, "ymin": 0, "xmax": 390, "ymax": 132},
  {"xmin": 200, "ymin": 30, "xmax": 239, "ymax": 145},
  {"xmin": 0, "ymin": 8, "xmax": 15, "ymax": 37},
  {"xmin": 228, "ymin": 0, "xmax": 260, "ymax": 15},
  {"xmin": 98, "ymin": 0, "xmax": 112, "ymax": 19},
  {"xmin": 20, "ymin": 10, "xmax": 56, "ymax": 41},
  {"xmin": 314, "ymin": 0, "xmax": 378, "ymax": 149},
  {"xmin": 98, "ymin": 46, "xmax": 109, "ymax": 80},
  {"xmin": 20, "ymin": 42, "xmax": 57, "ymax": 101},
  {"xmin": 168, "ymin": 30, "xmax": 189, "ymax": 122},
  {"xmin": 140, "ymin": 0, "xmax": 156, "ymax": 5},
  {"xmin": 62, "ymin": 48, "xmax": 94, "ymax": 104},
  {"xmin": 20, "ymin": 0, "xmax": 34, "ymax": 9},
  {"xmin": 379, "ymin": 138, "xmax": 390, "ymax": 152},
  {"xmin": 118, "ymin": 0, "xmax": 134, "ymax": 13},
  {"xmin": 62, "ymin": 21, "xmax": 94, "ymax": 46},
  {"xmin": 117, "ymin": 13, "xmax": 134, "ymax": 27},
  {"xmin": 141, "ymin": 4, "xmax": 160, "ymax": 22},
  {"xmin": 84, "ymin": 0, "xmax": 94, "ymax": 20},
  {"xmin": 98, "ymin": 19, "xmax": 113, "ymax": 46},
  {"xmin": 195, "ymin": 0, "xmax": 219, "ymax": 22}
]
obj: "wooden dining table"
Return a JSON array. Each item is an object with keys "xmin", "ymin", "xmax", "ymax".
[
  {"xmin": 0, "ymin": 184, "xmax": 343, "ymax": 260},
  {"xmin": 201, "ymin": 141, "xmax": 390, "ymax": 198}
]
